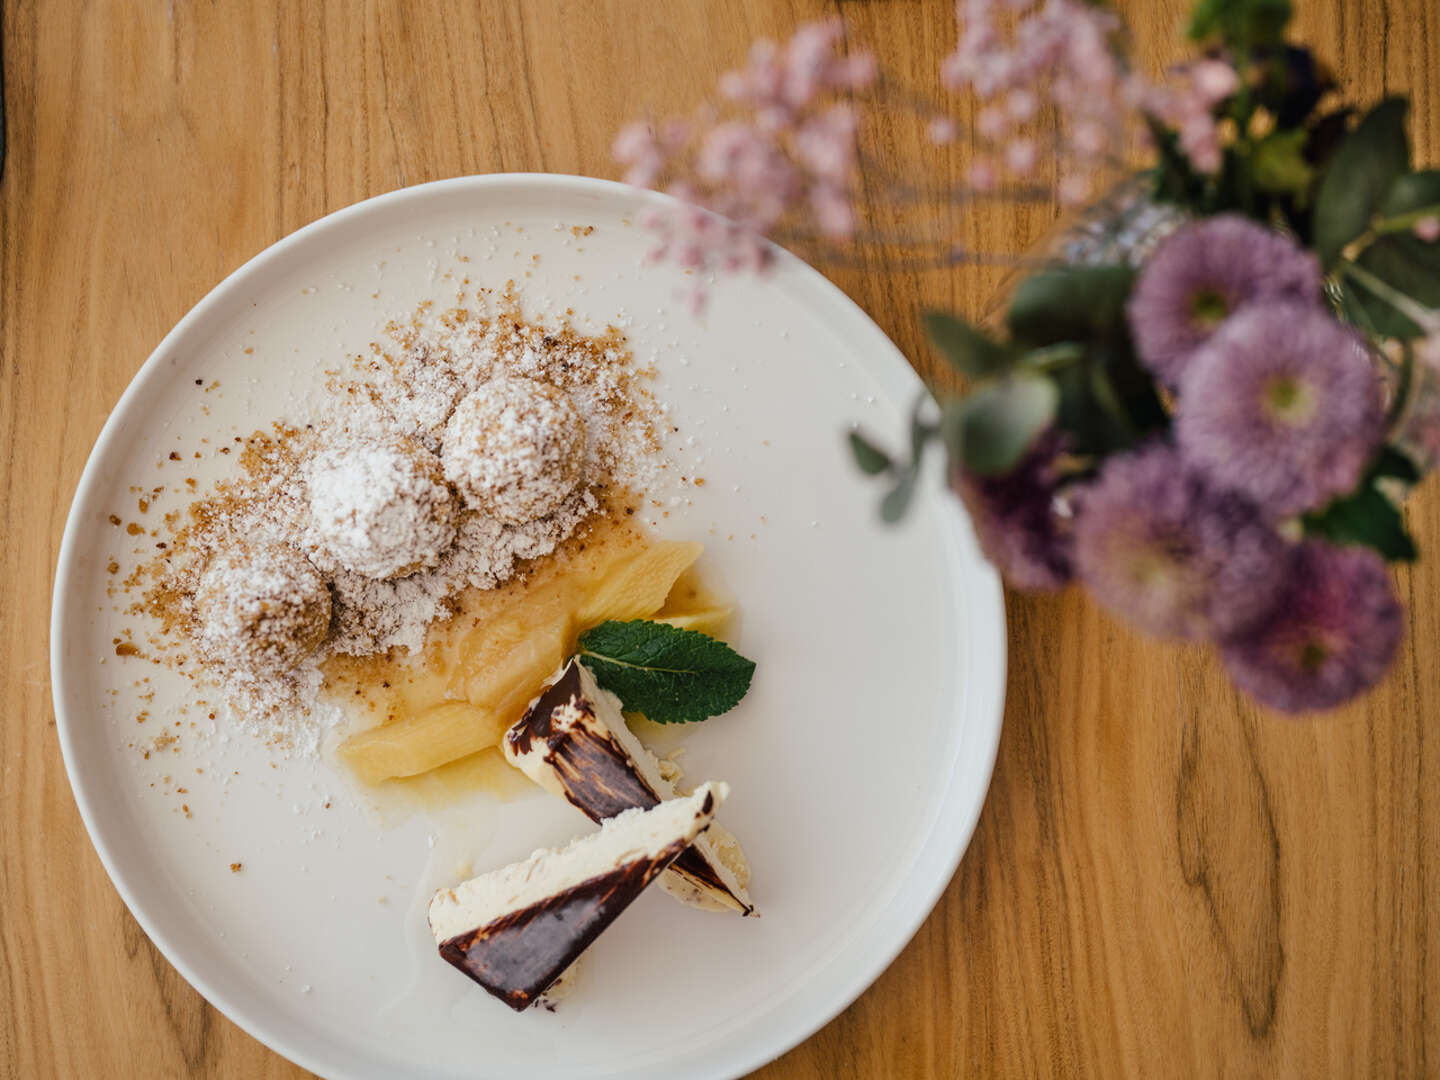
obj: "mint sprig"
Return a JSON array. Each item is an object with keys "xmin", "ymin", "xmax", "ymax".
[{"xmin": 576, "ymin": 620, "xmax": 756, "ymax": 725}]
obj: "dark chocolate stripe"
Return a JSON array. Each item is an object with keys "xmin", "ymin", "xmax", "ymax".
[
  {"xmin": 438, "ymin": 838, "xmax": 689, "ymax": 1010},
  {"xmin": 508, "ymin": 660, "xmax": 753, "ymax": 915},
  {"xmin": 548, "ymin": 714, "xmax": 661, "ymax": 819},
  {"xmin": 506, "ymin": 661, "xmax": 586, "ymax": 755}
]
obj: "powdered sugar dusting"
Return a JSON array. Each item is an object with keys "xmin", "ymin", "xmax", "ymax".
[{"xmin": 129, "ymin": 289, "xmax": 665, "ymax": 754}]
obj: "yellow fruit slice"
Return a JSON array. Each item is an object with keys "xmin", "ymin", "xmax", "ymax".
[
  {"xmin": 577, "ymin": 541, "xmax": 704, "ymax": 627},
  {"xmin": 339, "ymin": 701, "xmax": 512, "ymax": 785},
  {"xmin": 653, "ymin": 607, "xmax": 734, "ymax": 636},
  {"xmin": 453, "ymin": 615, "xmax": 570, "ymax": 713},
  {"xmin": 380, "ymin": 747, "xmax": 535, "ymax": 808},
  {"xmin": 336, "ymin": 536, "xmax": 713, "ymax": 788}
]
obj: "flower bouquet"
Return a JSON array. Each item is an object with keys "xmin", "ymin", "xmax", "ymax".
[{"xmin": 614, "ymin": 0, "xmax": 1440, "ymax": 712}]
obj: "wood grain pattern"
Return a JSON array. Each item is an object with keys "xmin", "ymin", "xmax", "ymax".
[{"xmin": 1, "ymin": 1, "xmax": 1436, "ymax": 1076}]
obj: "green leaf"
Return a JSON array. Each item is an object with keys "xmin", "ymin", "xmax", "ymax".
[
  {"xmin": 1313, "ymin": 98, "xmax": 1411, "ymax": 267},
  {"xmin": 1352, "ymin": 233, "xmax": 1440, "ymax": 338},
  {"xmin": 848, "ymin": 430, "xmax": 892, "ymax": 475},
  {"xmin": 924, "ymin": 312, "xmax": 1013, "ymax": 378},
  {"xmin": 1380, "ymin": 169, "xmax": 1440, "ymax": 218},
  {"xmin": 955, "ymin": 374, "xmax": 1058, "ymax": 475},
  {"xmin": 1372, "ymin": 445, "xmax": 1422, "ymax": 484},
  {"xmin": 1146, "ymin": 119, "xmax": 1207, "ymax": 209},
  {"xmin": 577, "ymin": 621, "xmax": 756, "ymax": 725},
  {"xmin": 1303, "ymin": 485, "xmax": 1417, "ymax": 561},
  {"xmin": 1006, "ymin": 265, "xmax": 1136, "ymax": 347},
  {"xmin": 1252, "ymin": 129, "xmax": 1315, "ymax": 196},
  {"xmin": 880, "ymin": 467, "xmax": 919, "ymax": 523},
  {"xmin": 1187, "ymin": 0, "xmax": 1292, "ymax": 46}
]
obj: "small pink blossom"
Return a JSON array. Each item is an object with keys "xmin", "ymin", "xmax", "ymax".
[
  {"xmin": 613, "ymin": 19, "xmax": 871, "ymax": 279},
  {"xmin": 969, "ymin": 158, "xmax": 999, "ymax": 193},
  {"xmin": 1141, "ymin": 58, "xmax": 1240, "ymax": 175},
  {"xmin": 1415, "ymin": 216, "xmax": 1440, "ymax": 242},
  {"xmin": 794, "ymin": 106, "xmax": 859, "ymax": 182},
  {"xmin": 1005, "ymin": 138, "xmax": 1037, "ymax": 175},
  {"xmin": 613, "ymin": 122, "xmax": 664, "ymax": 188},
  {"xmin": 1058, "ymin": 174, "xmax": 1091, "ymax": 206},
  {"xmin": 810, "ymin": 184, "xmax": 856, "ymax": 237},
  {"xmin": 977, "ymin": 105, "xmax": 1010, "ymax": 139},
  {"xmin": 927, "ymin": 116, "xmax": 958, "ymax": 144},
  {"xmin": 1190, "ymin": 58, "xmax": 1241, "ymax": 105},
  {"xmin": 942, "ymin": 0, "xmax": 1131, "ymax": 185},
  {"xmin": 1070, "ymin": 120, "xmax": 1108, "ymax": 158},
  {"xmin": 1006, "ymin": 88, "xmax": 1038, "ymax": 121}
]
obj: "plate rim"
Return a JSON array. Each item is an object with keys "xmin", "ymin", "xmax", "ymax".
[{"xmin": 49, "ymin": 172, "xmax": 1006, "ymax": 1080}]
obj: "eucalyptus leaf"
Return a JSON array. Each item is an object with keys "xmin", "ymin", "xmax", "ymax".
[
  {"xmin": 1006, "ymin": 265, "xmax": 1136, "ymax": 347},
  {"xmin": 848, "ymin": 430, "xmax": 892, "ymax": 475},
  {"xmin": 1050, "ymin": 363, "xmax": 1108, "ymax": 457},
  {"xmin": 957, "ymin": 375, "xmax": 1058, "ymax": 475},
  {"xmin": 1302, "ymin": 484, "xmax": 1418, "ymax": 561},
  {"xmin": 924, "ymin": 311, "xmax": 1013, "ymax": 378},
  {"xmin": 1313, "ymin": 98, "xmax": 1411, "ymax": 267},
  {"xmin": 1380, "ymin": 169, "xmax": 1440, "ymax": 219},
  {"xmin": 880, "ymin": 466, "xmax": 919, "ymax": 523},
  {"xmin": 1353, "ymin": 233, "xmax": 1440, "ymax": 338}
]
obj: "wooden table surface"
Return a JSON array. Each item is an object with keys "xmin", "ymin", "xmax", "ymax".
[{"xmin": 2, "ymin": 1, "xmax": 1437, "ymax": 1076}]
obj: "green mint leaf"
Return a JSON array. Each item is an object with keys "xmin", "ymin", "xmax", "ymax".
[
  {"xmin": 954, "ymin": 374, "xmax": 1057, "ymax": 475},
  {"xmin": 1313, "ymin": 98, "xmax": 1411, "ymax": 267},
  {"xmin": 577, "ymin": 621, "xmax": 756, "ymax": 725},
  {"xmin": 1006, "ymin": 265, "xmax": 1136, "ymax": 347},
  {"xmin": 924, "ymin": 311, "xmax": 1014, "ymax": 378},
  {"xmin": 848, "ymin": 430, "xmax": 892, "ymax": 475},
  {"xmin": 1302, "ymin": 484, "xmax": 1418, "ymax": 562}
]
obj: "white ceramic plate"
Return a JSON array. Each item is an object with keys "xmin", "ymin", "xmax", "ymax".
[{"xmin": 51, "ymin": 175, "xmax": 1005, "ymax": 1079}]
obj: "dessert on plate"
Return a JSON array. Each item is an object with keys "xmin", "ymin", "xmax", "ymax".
[{"xmin": 112, "ymin": 289, "xmax": 761, "ymax": 1012}]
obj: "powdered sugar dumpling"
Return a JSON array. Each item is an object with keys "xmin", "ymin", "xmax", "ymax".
[
  {"xmin": 305, "ymin": 435, "xmax": 458, "ymax": 580},
  {"xmin": 442, "ymin": 378, "xmax": 586, "ymax": 525},
  {"xmin": 195, "ymin": 544, "xmax": 331, "ymax": 672}
]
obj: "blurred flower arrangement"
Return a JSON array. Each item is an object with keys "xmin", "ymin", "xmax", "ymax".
[{"xmin": 614, "ymin": 0, "xmax": 1440, "ymax": 713}]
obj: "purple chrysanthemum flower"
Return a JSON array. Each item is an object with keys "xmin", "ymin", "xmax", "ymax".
[
  {"xmin": 1219, "ymin": 541, "xmax": 1403, "ymax": 712},
  {"xmin": 950, "ymin": 432, "xmax": 1074, "ymax": 590},
  {"xmin": 1072, "ymin": 442, "xmax": 1292, "ymax": 639},
  {"xmin": 1176, "ymin": 303, "xmax": 1384, "ymax": 516},
  {"xmin": 1126, "ymin": 216, "xmax": 1323, "ymax": 387}
]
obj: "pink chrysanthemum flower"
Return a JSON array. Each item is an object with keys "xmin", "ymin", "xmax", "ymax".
[
  {"xmin": 1219, "ymin": 541, "xmax": 1403, "ymax": 712},
  {"xmin": 1176, "ymin": 303, "xmax": 1383, "ymax": 517},
  {"xmin": 1072, "ymin": 443, "xmax": 1292, "ymax": 639},
  {"xmin": 1126, "ymin": 216, "xmax": 1323, "ymax": 388}
]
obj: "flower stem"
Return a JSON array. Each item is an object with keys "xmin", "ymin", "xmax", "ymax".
[
  {"xmin": 1021, "ymin": 343, "xmax": 1087, "ymax": 371},
  {"xmin": 1385, "ymin": 342, "xmax": 1417, "ymax": 437},
  {"xmin": 1372, "ymin": 204, "xmax": 1440, "ymax": 235}
]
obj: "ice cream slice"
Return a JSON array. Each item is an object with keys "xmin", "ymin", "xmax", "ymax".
[
  {"xmin": 428, "ymin": 783, "xmax": 726, "ymax": 1011},
  {"xmin": 504, "ymin": 658, "xmax": 755, "ymax": 915}
]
